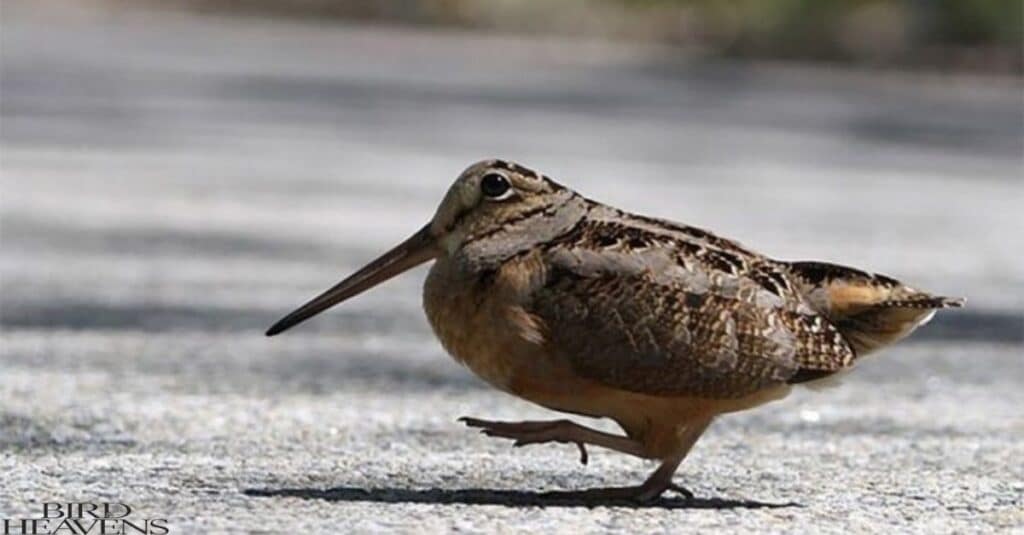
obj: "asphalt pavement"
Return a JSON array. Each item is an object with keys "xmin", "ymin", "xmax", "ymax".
[{"xmin": 1, "ymin": 3, "xmax": 1022, "ymax": 533}]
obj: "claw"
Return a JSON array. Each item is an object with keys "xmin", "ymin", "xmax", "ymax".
[{"xmin": 575, "ymin": 442, "xmax": 589, "ymax": 465}]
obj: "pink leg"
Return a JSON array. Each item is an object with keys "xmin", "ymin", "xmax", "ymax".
[
  {"xmin": 460, "ymin": 417, "xmax": 646, "ymax": 464},
  {"xmin": 461, "ymin": 416, "xmax": 714, "ymax": 502}
]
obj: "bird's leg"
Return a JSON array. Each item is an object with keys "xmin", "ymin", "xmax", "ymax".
[
  {"xmin": 590, "ymin": 453, "xmax": 688, "ymax": 502},
  {"xmin": 459, "ymin": 417, "xmax": 646, "ymax": 465},
  {"xmin": 554, "ymin": 416, "xmax": 713, "ymax": 503}
]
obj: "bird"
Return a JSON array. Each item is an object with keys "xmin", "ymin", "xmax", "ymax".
[{"xmin": 266, "ymin": 159, "xmax": 964, "ymax": 502}]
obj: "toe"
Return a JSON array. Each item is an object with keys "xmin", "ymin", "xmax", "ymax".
[{"xmin": 667, "ymin": 483, "xmax": 695, "ymax": 500}]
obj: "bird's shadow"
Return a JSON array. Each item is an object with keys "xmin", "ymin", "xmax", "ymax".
[{"xmin": 244, "ymin": 486, "xmax": 799, "ymax": 510}]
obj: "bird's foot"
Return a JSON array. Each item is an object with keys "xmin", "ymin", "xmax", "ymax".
[
  {"xmin": 564, "ymin": 481, "xmax": 692, "ymax": 504},
  {"xmin": 667, "ymin": 482, "xmax": 695, "ymax": 500},
  {"xmin": 459, "ymin": 417, "xmax": 590, "ymax": 465},
  {"xmin": 561, "ymin": 483, "xmax": 675, "ymax": 504}
]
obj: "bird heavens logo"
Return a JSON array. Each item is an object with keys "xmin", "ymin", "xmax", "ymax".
[{"xmin": 2, "ymin": 503, "xmax": 169, "ymax": 535}]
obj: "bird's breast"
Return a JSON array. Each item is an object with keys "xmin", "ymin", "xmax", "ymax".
[
  {"xmin": 422, "ymin": 253, "xmax": 572, "ymax": 395},
  {"xmin": 423, "ymin": 258, "xmax": 517, "ymax": 390}
]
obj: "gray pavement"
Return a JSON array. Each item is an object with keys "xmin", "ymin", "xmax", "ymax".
[{"xmin": 1, "ymin": 3, "xmax": 1022, "ymax": 533}]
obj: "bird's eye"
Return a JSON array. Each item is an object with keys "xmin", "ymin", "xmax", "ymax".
[{"xmin": 480, "ymin": 173, "xmax": 513, "ymax": 200}]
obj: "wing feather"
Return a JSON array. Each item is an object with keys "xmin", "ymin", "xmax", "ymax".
[{"xmin": 527, "ymin": 225, "xmax": 855, "ymax": 399}]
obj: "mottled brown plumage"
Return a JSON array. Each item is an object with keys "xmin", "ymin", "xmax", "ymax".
[{"xmin": 267, "ymin": 158, "xmax": 964, "ymax": 502}]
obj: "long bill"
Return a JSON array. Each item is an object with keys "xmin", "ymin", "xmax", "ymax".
[{"xmin": 266, "ymin": 223, "xmax": 437, "ymax": 336}]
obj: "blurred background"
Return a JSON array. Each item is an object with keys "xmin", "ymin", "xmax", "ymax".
[
  {"xmin": 1, "ymin": 0, "xmax": 1022, "ymax": 532},
  {"xmin": 107, "ymin": 0, "xmax": 1024, "ymax": 73}
]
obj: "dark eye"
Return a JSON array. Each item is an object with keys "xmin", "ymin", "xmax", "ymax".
[{"xmin": 480, "ymin": 173, "xmax": 512, "ymax": 199}]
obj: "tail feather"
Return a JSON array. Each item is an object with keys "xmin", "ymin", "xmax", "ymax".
[
  {"xmin": 786, "ymin": 261, "xmax": 964, "ymax": 356},
  {"xmin": 876, "ymin": 296, "xmax": 965, "ymax": 309}
]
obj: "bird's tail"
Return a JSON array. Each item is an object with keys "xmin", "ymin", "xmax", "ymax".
[{"xmin": 785, "ymin": 261, "xmax": 964, "ymax": 356}]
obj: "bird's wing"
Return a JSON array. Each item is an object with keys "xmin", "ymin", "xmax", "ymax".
[{"xmin": 524, "ymin": 220, "xmax": 855, "ymax": 399}]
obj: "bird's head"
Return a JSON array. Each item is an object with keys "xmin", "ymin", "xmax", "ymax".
[{"xmin": 266, "ymin": 159, "xmax": 585, "ymax": 336}]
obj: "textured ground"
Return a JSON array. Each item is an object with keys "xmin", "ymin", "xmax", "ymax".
[{"xmin": 1, "ymin": 3, "xmax": 1022, "ymax": 533}]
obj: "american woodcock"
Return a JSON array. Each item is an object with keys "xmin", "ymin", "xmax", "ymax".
[{"xmin": 267, "ymin": 159, "xmax": 963, "ymax": 502}]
